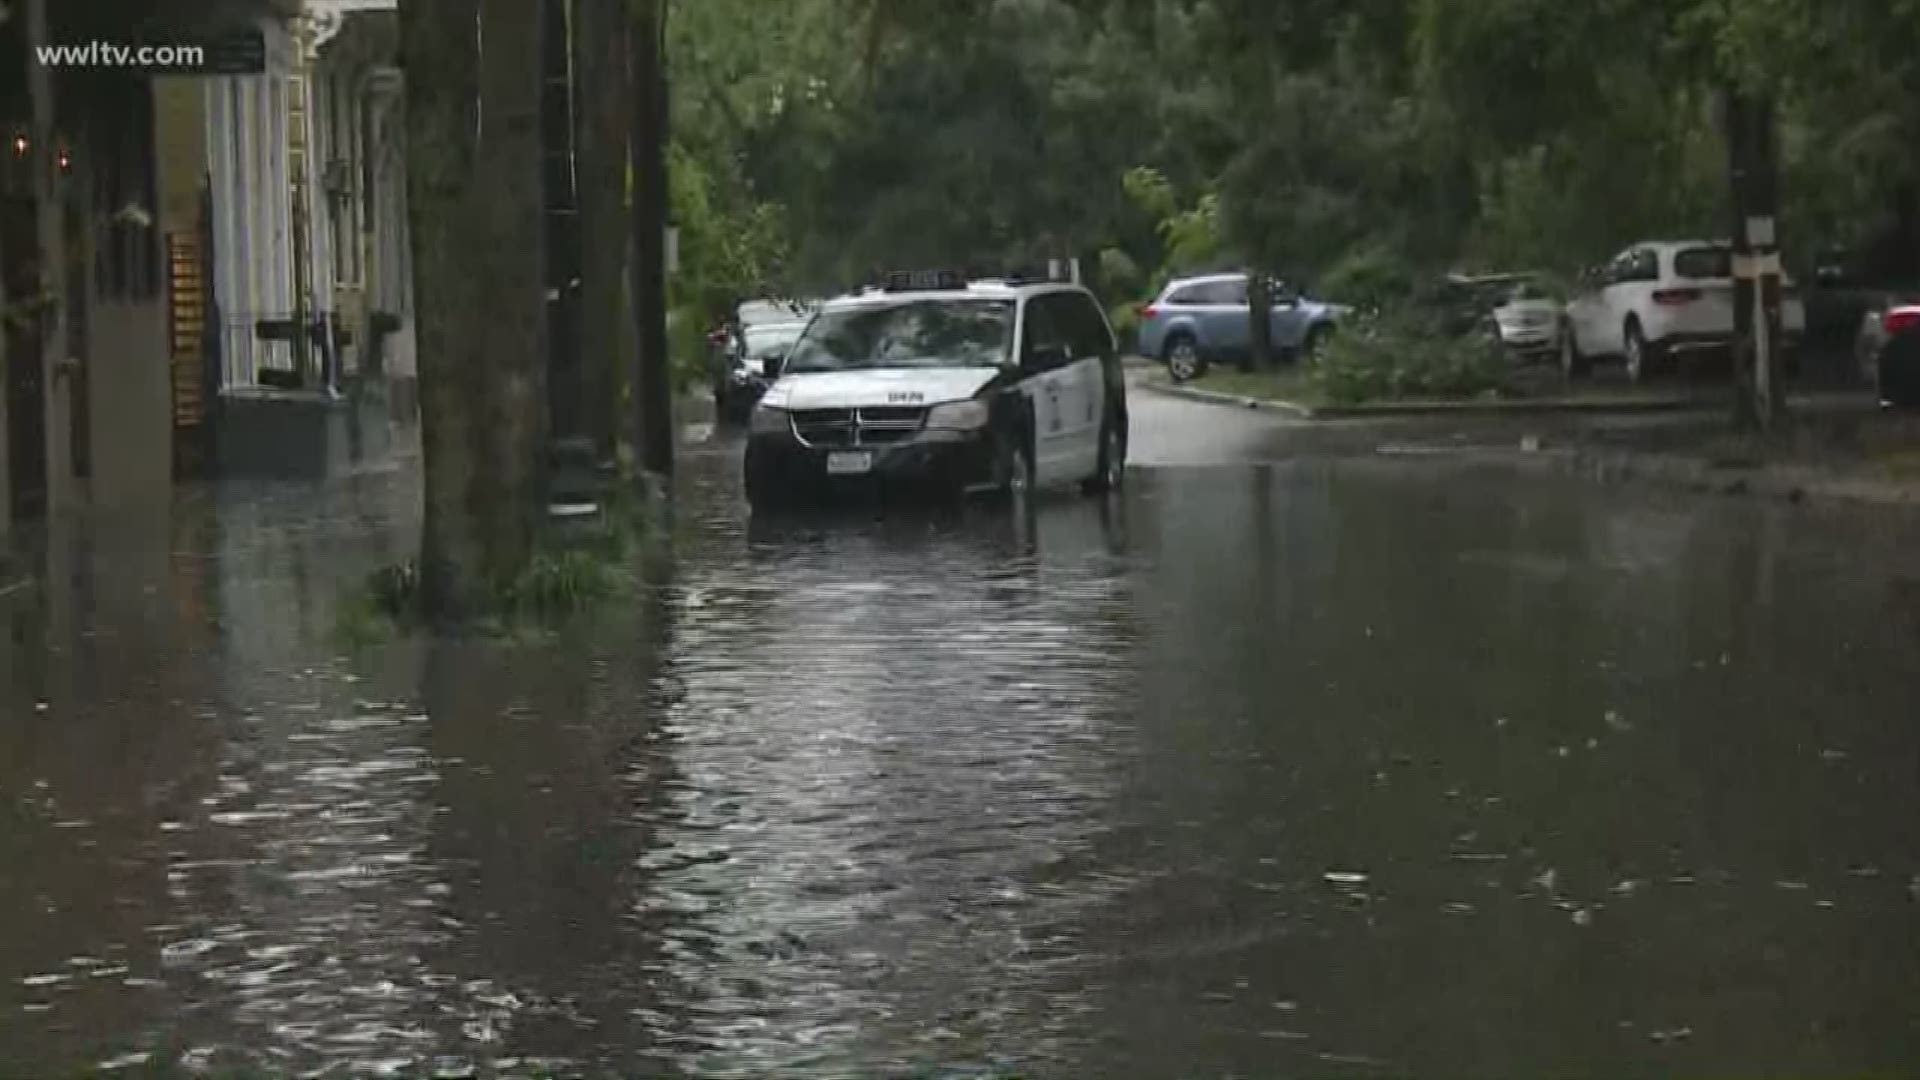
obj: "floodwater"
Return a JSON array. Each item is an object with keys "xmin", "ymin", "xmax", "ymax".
[{"xmin": 5, "ymin": 394, "xmax": 1920, "ymax": 1077}]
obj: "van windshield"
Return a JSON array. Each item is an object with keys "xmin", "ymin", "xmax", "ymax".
[{"xmin": 783, "ymin": 300, "xmax": 1014, "ymax": 373}]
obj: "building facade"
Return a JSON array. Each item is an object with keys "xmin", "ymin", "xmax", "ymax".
[
  {"xmin": 2, "ymin": 0, "xmax": 419, "ymax": 557},
  {"xmin": 200, "ymin": 0, "xmax": 417, "ymax": 478}
]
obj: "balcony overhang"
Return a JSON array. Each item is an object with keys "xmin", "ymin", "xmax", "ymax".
[{"xmin": 52, "ymin": 0, "xmax": 299, "ymax": 40}]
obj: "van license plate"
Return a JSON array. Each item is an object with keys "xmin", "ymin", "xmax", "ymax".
[{"xmin": 826, "ymin": 451, "xmax": 873, "ymax": 475}]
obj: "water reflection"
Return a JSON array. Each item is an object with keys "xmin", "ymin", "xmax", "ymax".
[
  {"xmin": 638, "ymin": 495, "xmax": 1143, "ymax": 1076},
  {"xmin": 4, "ymin": 453, "xmax": 1920, "ymax": 1075}
]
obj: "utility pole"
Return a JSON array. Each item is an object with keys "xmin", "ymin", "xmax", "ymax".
[
  {"xmin": 630, "ymin": 0, "xmax": 673, "ymax": 482},
  {"xmin": 1726, "ymin": 86, "xmax": 1786, "ymax": 432}
]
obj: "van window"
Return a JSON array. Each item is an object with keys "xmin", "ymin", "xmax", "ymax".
[
  {"xmin": 1062, "ymin": 293, "xmax": 1115, "ymax": 360},
  {"xmin": 1021, "ymin": 295, "xmax": 1074, "ymax": 370}
]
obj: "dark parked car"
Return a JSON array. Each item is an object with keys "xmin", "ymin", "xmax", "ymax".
[{"xmin": 712, "ymin": 319, "xmax": 809, "ymax": 421}]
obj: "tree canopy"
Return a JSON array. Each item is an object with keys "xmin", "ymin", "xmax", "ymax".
[{"xmin": 664, "ymin": 0, "xmax": 1920, "ymax": 304}]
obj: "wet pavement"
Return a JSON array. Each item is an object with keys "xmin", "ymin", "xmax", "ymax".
[{"xmin": 5, "ymin": 391, "xmax": 1920, "ymax": 1076}]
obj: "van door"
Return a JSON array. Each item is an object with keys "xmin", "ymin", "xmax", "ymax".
[
  {"xmin": 1017, "ymin": 295, "xmax": 1076, "ymax": 485},
  {"xmin": 1056, "ymin": 290, "xmax": 1115, "ymax": 477}
]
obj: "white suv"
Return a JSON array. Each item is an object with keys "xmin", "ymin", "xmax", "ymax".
[{"xmin": 1562, "ymin": 241, "xmax": 1806, "ymax": 383}]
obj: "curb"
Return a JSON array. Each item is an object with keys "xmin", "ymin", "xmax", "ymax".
[
  {"xmin": 1455, "ymin": 445, "xmax": 1920, "ymax": 510},
  {"xmin": 1136, "ymin": 377, "xmax": 1712, "ymax": 421},
  {"xmin": 1135, "ymin": 380, "xmax": 1320, "ymax": 419},
  {"xmin": 1310, "ymin": 396, "xmax": 1703, "ymax": 420}
]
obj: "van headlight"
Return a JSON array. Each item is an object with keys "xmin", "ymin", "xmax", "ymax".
[
  {"xmin": 749, "ymin": 404, "xmax": 789, "ymax": 434},
  {"xmin": 926, "ymin": 400, "xmax": 990, "ymax": 431}
]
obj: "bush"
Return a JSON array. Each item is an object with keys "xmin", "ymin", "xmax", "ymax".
[
  {"xmin": 1317, "ymin": 244, "xmax": 1421, "ymax": 311},
  {"xmin": 668, "ymin": 306, "xmax": 712, "ymax": 394},
  {"xmin": 1310, "ymin": 307, "xmax": 1508, "ymax": 405},
  {"xmin": 1107, "ymin": 297, "xmax": 1149, "ymax": 346},
  {"xmin": 1098, "ymin": 247, "xmax": 1143, "ymax": 298}
]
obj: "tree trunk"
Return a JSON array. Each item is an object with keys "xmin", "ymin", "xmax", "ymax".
[
  {"xmin": 630, "ymin": 0, "xmax": 673, "ymax": 481},
  {"xmin": 26, "ymin": 0, "xmax": 70, "ymax": 511},
  {"xmin": 402, "ymin": 0, "xmax": 550, "ymax": 616},
  {"xmin": 1246, "ymin": 271, "xmax": 1273, "ymax": 372},
  {"xmin": 574, "ymin": 0, "xmax": 632, "ymax": 466},
  {"xmin": 476, "ymin": 0, "xmax": 551, "ymax": 525}
]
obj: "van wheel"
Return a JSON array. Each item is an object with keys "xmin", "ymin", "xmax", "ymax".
[
  {"xmin": 1083, "ymin": 412, "xmax": 1127, "ymax": 495},
  {"xmin": 993, "ymin": 429, "xmax": 1035, "ymax": 509}
]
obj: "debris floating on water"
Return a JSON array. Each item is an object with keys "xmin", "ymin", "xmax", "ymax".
[{"xmin": 1323, "ymin": 871, "xmax": 1370, "ymax": 887}]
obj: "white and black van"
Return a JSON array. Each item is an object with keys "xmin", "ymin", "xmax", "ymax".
[{"xmin": 743, "ymin": 271, "xmax": 1128, "ymax": 509}]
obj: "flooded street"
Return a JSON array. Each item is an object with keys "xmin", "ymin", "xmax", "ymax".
[{"xmin": 5, "ymin": 393, "xmax": 1920, "ymax": 1077}]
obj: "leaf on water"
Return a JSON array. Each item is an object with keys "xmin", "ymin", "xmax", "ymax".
[
  {"xmin": 1323, "ymin": 871, "xmax": 1370, "ymax": 886},
  {"xmin": 1570, "ymin": 907, "xmax": 1593, "ymax": 926}
]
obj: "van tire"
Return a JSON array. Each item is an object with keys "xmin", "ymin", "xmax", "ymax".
[{"xmin": 1083, "ymin": 411, "xmax": 1127, "ymax": 495}]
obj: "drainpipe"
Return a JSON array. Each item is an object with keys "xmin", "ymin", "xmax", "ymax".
[{"xmin": 288, "ymin": 14, "xmax": 316, "ymax": 389}]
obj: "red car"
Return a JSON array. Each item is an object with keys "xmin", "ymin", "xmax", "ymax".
[{"xmin": 1860, "ymin": 304, "xmax": 1920, "ymax": 408}]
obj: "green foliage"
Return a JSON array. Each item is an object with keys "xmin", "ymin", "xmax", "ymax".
[
  {"xmin": 1097, "ymin": 247, "xmax": 1143, "ymax": 299},
  {"xmin": 499, "ymin": 549, "xmax": 621, "ymax": 617},
  {"xmin": 1310, "ymin": 309, "xmax": 1509, "ymax": 405},
  {"xmin": 332, "ymin": 585, "xmax": 396, "ymax": 653},
  {"xmin": 1317, "ymin": 244, "xmax": 1421, "ymax": 310},
  {"xmin": 334, "ymin": 493, "xmax": 656, "ymax": 642},
  {"xmin": 660, "ymin": 0, "xmax": 1920, "ymax": 322},
  {"xmin": 665, "ymin": 141, "xmax": 789, "ymax": 322},
  {"xmin": 666, "ymin": 307, "xmax": 709, "ymax": 394},
  {"xmin": 1123, "ymin": 167, "xmax": 1221, "ymax": 276}
]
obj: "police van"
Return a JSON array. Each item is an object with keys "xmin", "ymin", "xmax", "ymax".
[{"xmin": 743, "ymin": 270, "xmax": 1128, "ymax": 509}]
